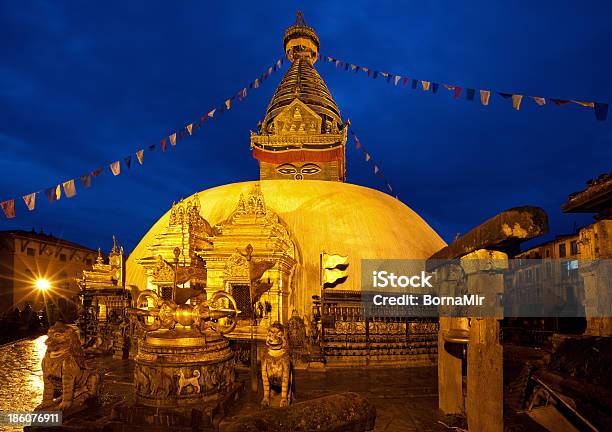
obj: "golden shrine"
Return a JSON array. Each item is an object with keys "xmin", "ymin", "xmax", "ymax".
[{"xmin": 125, "ymin": 13, "xmax": 445, "ymax": 366}]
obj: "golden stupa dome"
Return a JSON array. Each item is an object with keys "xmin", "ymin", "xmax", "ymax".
[{"xmin": 125, "ymin": 180, "xmax": 445, "ymax": 312}]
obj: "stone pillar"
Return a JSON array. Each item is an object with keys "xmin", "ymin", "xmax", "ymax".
[
  {"xmin": 461, "ymin": 249, "xmax": 506, "ymax": 432},
  {"xmin": 438, "ymin": 265, "xmax": 464, "ymax": 415},
  {"xmin": 580, "ymin": 261, "xmax": 612, "ymax": 336}
]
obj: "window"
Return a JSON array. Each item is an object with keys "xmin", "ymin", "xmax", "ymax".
[
  {"xmin": 545, "ymin": 262, "xmax": 552, "ymax": 280},
  {"xmin": 26, "ymin": 248, "xmax": 35, "ymax": 256},
  {"xmin": 545, "ymin": 249, "xmax": 550, "ymax": 258},
  {"xmin": 59, "ymin": 254, "xmax": 67, "ymax": 262},
  {"xmin": 570, "ymin": 240, "xmax": 578, "ymax": 255},
  {"xmin": 559, "ymin": 243, "xmax": 567, "ymax": 258},
  {"xmin": 535, "ymin": 267, "xmax": 541, "ymax": 282}
]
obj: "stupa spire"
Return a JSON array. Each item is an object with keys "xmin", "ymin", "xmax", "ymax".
[{"xmin": 250, "ymin": 13, "xmax": 347, "ymax": 182}]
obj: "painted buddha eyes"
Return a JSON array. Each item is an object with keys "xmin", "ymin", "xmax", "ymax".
[
  {"xmin": 276, "ymin": 163, "xmax": 321, "ymax": 179},
  {"xmin": 277, "ymin": 164, "xmax": 298, "ymax": 175}
]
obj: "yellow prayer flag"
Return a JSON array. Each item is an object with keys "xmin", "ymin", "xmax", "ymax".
[
  {"xmin": 62, "ymin": 179, "xmax": 77, "ymax": 198},
  {"xmin": 169, "ymin": 133, "xmax": 177, "ymax": 146},
  {"xmin": 422, "ymin": 81, "xmax": 430, "ymax": 91},
  {"xmin": 186, "ymin": 123, "xmax": 193, "ymax": 135},
  {"xmin": 480, "ymin": 90, "xmax": 491, "ymax": 106},
  {"xmin": 225, "ymin": 99, "xmax": 231, "ymax": 110},
  {"xmin": 322, "ymin": 268, "xmax": 349, "ymax": 285},
  {"xmin": 110, "ymin": 161, "xmax": 121, "ymax": 176},
  {"xmin": 254, "ymin": 79, "xmax": 259, "ymax": 89},
  {"xmin": 571, "ymin": 100, "xmax": 595, "ymax": 108},
  {"xmin": 322, "ymin": 253, "xmax": 348, "ymax": 269},
  {"xmin": 136, "ymin": 149, "xmax": 144, "ymax": 165},
  {"xmin": 512, "ymin": 94, "xmax": 523, "ymax": 110}
]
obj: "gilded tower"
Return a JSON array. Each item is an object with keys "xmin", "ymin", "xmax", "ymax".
[{"xmin": 250, "ymin": 12, "xmax": 348, "ymax": 181}]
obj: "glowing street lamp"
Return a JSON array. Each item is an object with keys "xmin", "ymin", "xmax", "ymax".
[{"xmin": 35, "ymin": 278, "xmax": 51, "ymax": 292}]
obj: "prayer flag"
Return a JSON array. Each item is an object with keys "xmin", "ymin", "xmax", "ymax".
[
  {"xmin": 373, "ymin": 71, "xmax": 378, "ymax": 79},
  {"xmin": 594, "ymin": 103, "xmax": 608, "ymax": 121},
  {"xmin": 91, "ymin": 167, "xmax": 103, "ymax": 177},
  {"xmin": 136, "ymin": 149, "xmax": 144, "ymax": 165},
  {"xmin": 254, "ymin": 79, "xmax": 259, "ymax": 89},
  {"xmin": 432, "ymin": 83, "xmax": 440, "ymax": 94},
  {"xmin": 169, "ymin": 133, "xmax": 177, "ymax": 146},
  {"xmin": 1, "ymin": 200, "xmax": 15, "ymax": 218},
  {"xmin": 344, "ymin": 63, "xmax": 349, "ymax": 71},
  {"xmin": 208, "ymin": 108, "xmax": 216, "ymax": 118},
  {"xmin": 186, "ymin": 123, "xmax": 193, "ymax": 135},
  {"xmin": 79, "ymin": 175, "xmax": 91, "ymax": 188},
  {"xmin": 23, "ymin": 192, "xmax": 36, "ymax": 211},
  {"xmin": 394, "ymin": 76, "xmax": 401, "ymax": 86},
  {"xmin": 355, "ymin": 136, "xmax": 361, "ymax": 149},
  {"xmin": 411, "ymin": 79, "xmax": 418, "ymax": 89},
  {"xmin": 443, "ymin": 84, "xmax": 455, "ymax": 91},
  {"xmin": 571, "ymin": 100, "xmax": 594, "ymax": 108},
  {"xmin": 454, "ymin": 86, "xmax": 463, "ymax": 99},
  {"xmin": 160, "ymin": 138, "xmax": 167, "ymax": 152},
  {"xmin": 110, "ymin": 161, "xmax": 121, "ymax": 176},
  {"xmin": 512, "ymin": 94, "xmax": 523, "ymax": 110},
  {"xmin": 532, "ymin": 97, "xmax": 546, "ymax": 106},
  {"xmin": 335, "ymin": 60, "xmax": 341, "ymax": 68},
  {"xmin": 225, "ymin": 99, "xmax": 231, "ymax": 110},
  {"xmin": 62, "ymin": 179, "xmax": 76, "ymax": 198},
  {"xmin": 148, "ymin": 144, "xmax": 156, "ymax": 151},
  {"xmin": 550, "ymin": 98, "xmax": 570, "ymax": 106},
  {"xmin": 386, "ymin": 182, "xmax": 393, "ymax": 192},
  {"xmin": 422, "ymin": 81, "xmax": 431, "ymax": 91},
  {"xmin": 365, "ymin": 153, "xmax": 371, "ymax": 162},
  {"xmin": 268, "ymin": 66, "xmax": 273, "ymax": 75},
  {"xmin": 386, "ymin": 74, "xmax": 392, "ymax": 83},
  {"xmin": 402, "ymin": 77, "xmax": 409, "ymax": 87},
  {"xmin": 45, "ymin": 185, "xmax": 61, "ymax": 202},
  {"xmin": 178, "ymin": 129, "xmax": 185, "ymax": 140},
  {"xmin": 124, "ymin": 155, "xmax": 132, "ymax": 169},
  {"xmin": 480, "ymin": 90, "xmax": 491, "ymax": 106},
  {"xmin": 277, "ymin": 59, "xmax": 282, "ymax": 68},
  {"xmin": 466, "ymin": 88, "xmax": 475, "ymax": 101},
  {"xmin": 374, "ymin": 165, "xmax": 379, "ymax": 174}
]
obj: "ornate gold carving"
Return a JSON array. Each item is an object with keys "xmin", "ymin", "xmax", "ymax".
[{"xmin": 273, "ymin": 99, "xmax": 322, "ymax": 136}]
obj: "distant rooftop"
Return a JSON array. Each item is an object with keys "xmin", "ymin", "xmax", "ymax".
[
  {"xmin": 562, "ymin": 171, "xmax": 612, "ymax": 218},
  {"xmin": 0, "ymin": 229, "xmax": 97, "ymax": 252}
]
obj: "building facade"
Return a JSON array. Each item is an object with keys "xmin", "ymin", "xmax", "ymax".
[{"xmin": 0, "ymin": 230, "xmax": 97, "ymax": 319}]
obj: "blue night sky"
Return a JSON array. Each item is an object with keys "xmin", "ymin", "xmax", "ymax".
[{"xmin": 0, "ymin": 1, "xmax": 610, "ymax": 253}]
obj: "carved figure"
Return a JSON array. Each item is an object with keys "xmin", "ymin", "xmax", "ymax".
[
  {"xmin": 134, "ymin": 365, "xmax": 150, "ymax": 394},
  {"xmin": 36, "ymin": 322, "xmax": 100, "ymax": 412},
  {"xmin": 177, "ymin": 369, "xmax": 201, "ymax": 395},
  {"xmin": 261, "ymin": 322, "xmax": 293, "ymax": 407}
]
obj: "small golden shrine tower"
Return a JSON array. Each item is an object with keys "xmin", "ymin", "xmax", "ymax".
[{"xmin": 250, "ymin": 12, "xmax": 348, "ymax": 182}]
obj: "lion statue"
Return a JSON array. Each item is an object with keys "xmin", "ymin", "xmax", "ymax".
[
  {"xmin": 36, "ymin": 322, "xmax": 100, "ymax": 412},
  {"xmin": 261, "ymin": 322, "xmax": 293, "ymax": 408}
]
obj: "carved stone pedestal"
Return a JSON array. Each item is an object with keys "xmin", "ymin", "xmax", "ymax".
[{"xmin": 110, "ymin": 328, "xmax": 240, "ymax": 431}]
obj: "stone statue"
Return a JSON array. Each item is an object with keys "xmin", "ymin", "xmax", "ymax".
[
  {"xmin": 36, "ymin": 322, "xmax": 100, "ymax": 412},
  {"xmin": 261, "ymin": 322, "xmax": 293, "ymax": 408}
]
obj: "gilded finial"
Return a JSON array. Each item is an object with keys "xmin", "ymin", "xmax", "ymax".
[{"xmin": 284, "ymin": 12, "xmax": 320, "ymax": 64}]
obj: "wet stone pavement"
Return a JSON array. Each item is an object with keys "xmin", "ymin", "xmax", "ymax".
[{"xmin": 0, "ymin": 337, "xmax": 449, "ymax": 431}]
